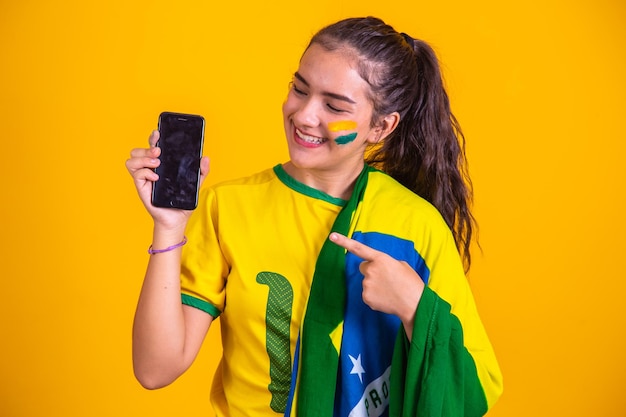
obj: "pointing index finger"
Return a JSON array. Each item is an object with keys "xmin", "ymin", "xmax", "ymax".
[{"xmin": 329, "ymin": 232, "xmax": 382, "ymax": 261}]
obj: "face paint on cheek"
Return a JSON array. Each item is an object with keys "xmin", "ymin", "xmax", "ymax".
[
  {"xmin": 334, "ymin": 132, "xmax": 358, "ymax": 145},
  {"xmin": 328, "ymin": 120, "xmax": 358, "ymax": 145},
  {"xmin": 328, "ymin": 120, "xmax": 358, "ymax": 132}
]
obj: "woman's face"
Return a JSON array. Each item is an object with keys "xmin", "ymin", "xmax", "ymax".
[{"xmin": 282, "ymin": 43, "xmax": 386, "ymax": 176}]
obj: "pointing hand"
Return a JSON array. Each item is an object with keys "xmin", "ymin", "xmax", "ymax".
[{"xmin": 329, "ymin": 232, "xmax": 424, "ymax": 336}]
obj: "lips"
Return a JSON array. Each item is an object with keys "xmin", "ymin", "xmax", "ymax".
[{"xmin": 295, "ymin": 128, "xmax": 327, "ymax": 147}]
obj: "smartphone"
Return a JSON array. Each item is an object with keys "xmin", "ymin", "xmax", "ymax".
[{"xmin": 151, "ymin": 112, "xmax": 205, "ymax": 210}]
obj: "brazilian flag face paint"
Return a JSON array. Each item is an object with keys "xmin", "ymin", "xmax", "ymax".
[
  {"xmin": 328, "ymin": 120, "xmax": 358, "ymax": 145},
  {"xmin": 335, "ymin": 132, "xmax": 358, "ymax": 145}
]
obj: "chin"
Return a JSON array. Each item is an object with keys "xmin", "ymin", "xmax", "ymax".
[{"xmin": 286, "ymin": 149, "xmax": 324, "ymax": 171}]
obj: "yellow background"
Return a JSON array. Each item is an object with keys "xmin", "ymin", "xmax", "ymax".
[{"xmin": 1, "ymin": 0, "xmax": 624, "ymax": 416}]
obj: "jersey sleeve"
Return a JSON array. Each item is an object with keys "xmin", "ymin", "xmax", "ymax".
[
  {"xmin": 180, "ymin": 185, "xmax": 229, "ymax": 318},
  {"xmin": 390, "ymin": 222, "xmax": 503, "ymax": 416}
]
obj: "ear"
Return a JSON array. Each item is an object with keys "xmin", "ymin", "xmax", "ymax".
[{"xmin": 367, "ymin": 112, "xmax": 400, "ymax": 144}]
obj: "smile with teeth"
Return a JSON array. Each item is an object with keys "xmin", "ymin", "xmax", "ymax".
[{"xmin": 296, "ymin": 128, "xmax": 327, "ymax": 145}]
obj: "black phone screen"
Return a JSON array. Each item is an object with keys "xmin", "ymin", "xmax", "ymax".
[{"xmin": 151, "ymin": 112, "xmax": 205, "ymax": 210}]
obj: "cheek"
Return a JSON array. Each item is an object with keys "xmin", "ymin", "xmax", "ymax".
[
  {"xmin": 334, "ymin": 132, "xmax": 358, "ymax": 145},
  {"xmin": 282, "ymin": 93, "xmax": 299, "ymax": 117},
  {"xmin": 328, "ymin": 120, "xmax": 359, "ymax": 145},
  {"xmin": 328, "ymin": 120, "xmax": 358, "ymax": 132},
  {"xmin": 282, "ymin": 99, "xmax": 290, "ymax": 117}
]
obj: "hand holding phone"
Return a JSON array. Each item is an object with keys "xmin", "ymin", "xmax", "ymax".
[{"xmin": 151, "ymin": 112, "xmax": 205, "ymax": 210}]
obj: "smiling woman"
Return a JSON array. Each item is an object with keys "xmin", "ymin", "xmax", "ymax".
[
  {"xmin": 125, "ymin": 16, "xmax": 502, "ymax": 417},
  {"xmin": 2, "ymin": 0, "xmax": 625, "ymax": 416}
]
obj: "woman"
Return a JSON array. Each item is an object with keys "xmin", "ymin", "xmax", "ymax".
[{"xmin": 126, "ymin": 16, "xmax": 502, "ymax": 417}]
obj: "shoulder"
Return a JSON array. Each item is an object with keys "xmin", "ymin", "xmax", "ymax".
[
  {"xmin": 212, "ymin": 166, "xmax": 279, "ymax": 190},
  {"xmin": 198, "ymin": 166, "xmax": 282, "ymax": 199},
  {"xmin": 191, "ymin": 167, "xmax": 282, "ymax": 217},
  {"xmin": 361, "ymin": 168, "xmax": 455, "ymax": 256},
  {"xmin": 364, "ymin": 168, "xmax": 446, "ymax": 226}
]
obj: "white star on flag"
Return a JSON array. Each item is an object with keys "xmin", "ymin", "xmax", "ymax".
[{"xmin": 349, "ymin": 354, "xmax": 366, "ymax": 383}]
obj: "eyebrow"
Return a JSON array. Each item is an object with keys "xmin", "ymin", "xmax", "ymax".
[{"xmin": 294, "ymin": 72, "xmax": 357, "ymax": 104}]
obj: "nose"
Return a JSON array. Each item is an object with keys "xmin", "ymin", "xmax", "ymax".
[{"xmin": 292, "ymin": 97, "xmax": 321, "ymax": 128}]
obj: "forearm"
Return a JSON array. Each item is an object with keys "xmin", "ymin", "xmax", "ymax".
[{"xmin": 132, "ymin": 226, "xmax": 200, "ymax": 389}]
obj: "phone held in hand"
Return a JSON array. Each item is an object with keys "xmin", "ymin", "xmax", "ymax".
[{"xmin": 151, "ymin": 112, "xmax": 205, "ymax": 210}]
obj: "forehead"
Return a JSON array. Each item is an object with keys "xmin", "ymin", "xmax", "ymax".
[{"xmin": 297, "ymin": 43, "xmax": 371, "ymax": 100}]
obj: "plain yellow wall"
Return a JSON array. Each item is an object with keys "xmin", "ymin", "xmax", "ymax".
[{"xmin": 1, "ymin": 0, "xmax": 624, "ymax": 416}]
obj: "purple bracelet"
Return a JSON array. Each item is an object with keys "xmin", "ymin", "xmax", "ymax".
[{"xmin": 148, "ymin": 236, "xmax": 188, "ymax": 255}]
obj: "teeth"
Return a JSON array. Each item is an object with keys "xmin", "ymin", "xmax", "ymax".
[{"xmin": 297, "ymin": 129, "xmax": 326, "ymax": 144}]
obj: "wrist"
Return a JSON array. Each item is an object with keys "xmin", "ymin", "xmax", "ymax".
[
  {"xmin": 150, "ymin": 209, "xmax": 190, "ymax": 235},
  {"xmin": 148, "ymin": 236, "xmax": 187, "ymax": 255},
  {"xmin": 151, "ymin": 224, "xmax": 187, "ymax": 249},
  {"xmin": 397, "ymin": 282, "xmax": 423, "ymax": 328}
]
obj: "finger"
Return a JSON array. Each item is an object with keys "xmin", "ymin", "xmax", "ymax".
[
  {"xmin": 149, "ymin": 129, "xmax": 160, "ymax": 148},
  {"xmin": 199, "ymin": 156, "xmax": 210, "ymax": 179},
  {"xmin": 129, "ymin": 146, "xmax": 160, "ymax": 159},
  {"xmin": 132, "ymin": 166, "xmax": 159, "ymax": 183},
  {"xmin": 125, "ymin": 151, "xmax": 160, "ymax": 173},
  {"xmin": 329, "ymin": 232, "xmax": 383, "ymax": 261},
  {"xmin": 200, "ymin": 156, "xmax": 210, "ymax": 175}
]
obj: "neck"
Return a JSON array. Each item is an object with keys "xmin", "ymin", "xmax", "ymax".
[{"xmin": 282, "ymin": 161, "xmax": 365, "ymax": 200}]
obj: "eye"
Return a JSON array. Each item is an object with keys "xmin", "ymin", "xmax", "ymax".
[
  {"xmin": 327, "ymin": 103, "xmax": 346, "ymax": 113},
  {"xmin": 290, "ymin": 81, "xmax": 307, "ymax": 96}
]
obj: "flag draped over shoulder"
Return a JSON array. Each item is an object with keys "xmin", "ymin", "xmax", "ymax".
[
  {"xmin": 295, "ymin": 165, "xmax": 372, "ymax": 417},
  {"xmin": 291, "ymin": 165, "xmax": 494, "ymax": 417}
]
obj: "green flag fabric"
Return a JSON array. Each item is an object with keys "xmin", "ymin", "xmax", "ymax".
[{"xmin": 296, "ymin": 164, "xmax": 372, "ymax": 416}]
